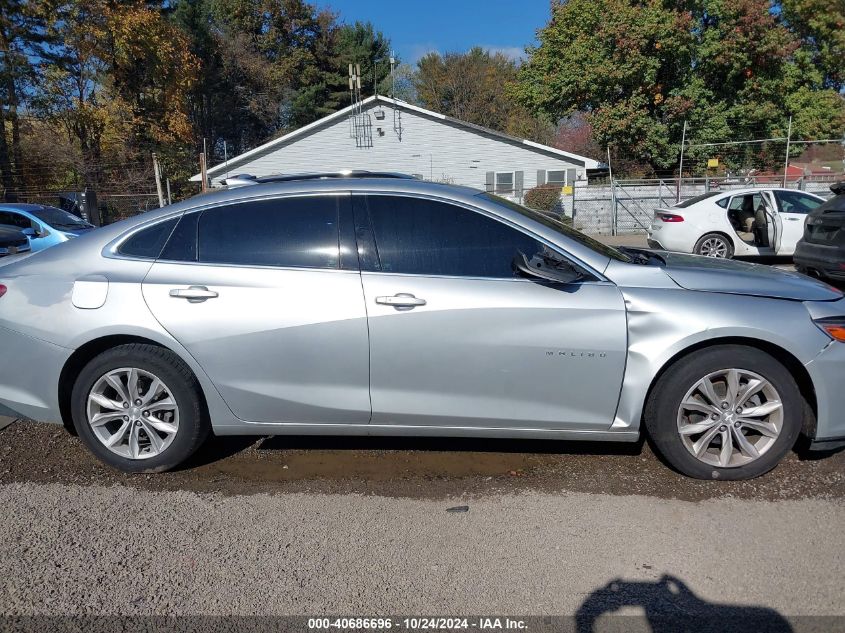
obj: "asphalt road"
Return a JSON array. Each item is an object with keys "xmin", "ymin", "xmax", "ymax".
[{"xmin": 1, "ymin": 420, "xmax": 843, "ymax": 626}]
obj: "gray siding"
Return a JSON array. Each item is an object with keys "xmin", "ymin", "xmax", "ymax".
[{"xmin": 208, "ymin": 101, "xmax": 589, "ymax": 197}]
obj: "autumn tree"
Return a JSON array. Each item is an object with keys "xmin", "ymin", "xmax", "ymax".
[
  {"xmin": 415, "ymin": 47, "xmax": 517, "ymax": 131},
  {"xmin": 514, "ymin": 0, "xmax": 845, "ymax": 174},
  {"xmin": 414, "ymin": 47, "xmax": 553, "ymax": 143},
  {"xmin": 0, "ymin": 0, "xmax": 53, "ymax": 197},
  {"xmin": 25, "ymin": 0, "xmax": 196, "ymax": 193}
]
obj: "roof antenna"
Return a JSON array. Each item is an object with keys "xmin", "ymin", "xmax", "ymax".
[
  {"xmin": 373, "ymin": 58, "xmax": 378, "ymax": 97},
  {"xmin": 390, "ymin": 51, "xmax": 396, "ymax": 100}
]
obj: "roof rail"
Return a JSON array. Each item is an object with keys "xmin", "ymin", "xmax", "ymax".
[{"xmin": 221, "ymin": 171, "xmax": 417, "ymax": 188}]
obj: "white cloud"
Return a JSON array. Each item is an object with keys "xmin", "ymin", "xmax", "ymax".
[
  {"xmin": 480, "ymin": 45, "xmax": 526, "ymax": 62},
  {"xmin": 406, "ymin": 43, "xmax": 440, "ymax": 64}
]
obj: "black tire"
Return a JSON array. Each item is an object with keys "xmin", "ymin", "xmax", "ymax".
[
  {"xmin": 644, "ymin": 345, "xmax": 803, "ymax": 480},
  {"xmin": 71, "ymin": 343, "xmax": 209, "ymax": 473},
  {"xmin": 693, "ymin": 233, "xmax": 734, "ymax": 258}
]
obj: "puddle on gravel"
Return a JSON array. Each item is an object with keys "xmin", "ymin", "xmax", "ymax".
[{"xmin": 1, "ymin": 421, "xmax": 843, "ymax": 501}]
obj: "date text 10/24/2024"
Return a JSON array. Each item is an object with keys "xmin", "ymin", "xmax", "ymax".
[{"xmin": 308, "ymin": 618, "xmax": 528, "ymax": 630}]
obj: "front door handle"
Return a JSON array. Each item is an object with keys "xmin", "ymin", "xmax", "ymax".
[
  {"xmin": 785, "ymin": 217, "xmax": 801, "ymax": 221},
  {"xmin": 375, "ymin": 293, "xmax": 426, "ymax": 308},
  {"xmin": 169, "ymin": 285, "xmax": 218, "ymax": 303}
]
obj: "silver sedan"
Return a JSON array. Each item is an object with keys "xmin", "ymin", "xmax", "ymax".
[{"xmin": 1, "ymin": 173, "xmax": 844, "ymax": 479}]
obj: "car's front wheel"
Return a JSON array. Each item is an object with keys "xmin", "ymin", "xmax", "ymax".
[
  {"xmin": 71, "ymin": 343, "xmax": 209, "ymax": 473},
  {"xmin": 644, "ymin": 345, "xmax": 803, "ymax": 480},
  {"xmin": 694, "ymin": 233, "xmax": 734, "ymax": 258}
]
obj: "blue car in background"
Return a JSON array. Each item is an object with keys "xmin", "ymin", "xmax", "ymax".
[{"xmin": 0, "ymin": 203, "xmax": 96, "ymax": 253}]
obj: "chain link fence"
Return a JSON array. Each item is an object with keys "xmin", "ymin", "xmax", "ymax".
[
  {"xmin": 567, "ymin": 174, "xmax": 841, "ymax": 235},
  {"xmin": 14, "ymin": 191, "xmax": 162, "ymax": 225}
]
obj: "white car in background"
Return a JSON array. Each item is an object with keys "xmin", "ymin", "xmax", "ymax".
[{"xmin": 647, "ymin": 188, "xmax": 825, "ymax": 258}]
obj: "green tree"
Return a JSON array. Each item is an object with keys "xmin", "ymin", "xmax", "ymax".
[
  {"xmin": 514, "ymin": 0, "xmax": 845, "ymax": 174},
  {"xmin": 319, "ymin": 21, "xmax": 393, "ymax": 118},
  {"xmin": 781, "ymin": 0, "xmax": 845, "ymax": 91}
]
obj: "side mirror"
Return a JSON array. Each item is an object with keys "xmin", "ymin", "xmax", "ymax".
[
  {"xmin": 513, "ymin": 251, "xmax": 583, "ymax": 285},
  {"xmin": 22, "ymin": 227, "xmax": 38, "ymax": 238}
]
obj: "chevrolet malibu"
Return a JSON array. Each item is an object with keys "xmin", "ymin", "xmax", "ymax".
[{"xmin": 0, "ymin": 173, "xmax": 843, "ymax": 479}]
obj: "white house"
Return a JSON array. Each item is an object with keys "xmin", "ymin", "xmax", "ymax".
[{"xmin": 191, "ymin": 95, "xmax": 600, "ymax": 199}]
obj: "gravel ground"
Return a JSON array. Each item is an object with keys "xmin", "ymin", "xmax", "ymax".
[
  {"xmin": 0, "ymin": 420, "xmax": 844, "ymax": 623},
  {"xmin": 1, "ymin": 482, "xmax": 843, "ymax": 619}
]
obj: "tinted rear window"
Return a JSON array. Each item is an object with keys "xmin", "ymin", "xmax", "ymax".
[
  {"xmin": 118, "ymin": 218, "xmax": 179, "ymax": 259},
  {"xmin": 160, "ymin": 212, "xmax": 199, "ymax": 262},
  {"xmin": 675, "ymin": 192, "xmax": 721, "ymax": 208},
  {"xmin": 196, "ymin": 197, "xmax": 340, "ymax": 269}
]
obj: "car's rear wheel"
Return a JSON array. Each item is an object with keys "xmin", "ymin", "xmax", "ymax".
[
  {"xmin": 71, "ymin": 343, "xmax": 209, "ymax": 473},
  {"xmin": 644, "ymin": 345, "xmax": 803, "ymax": 480},
  {"xmin": 694, "ymin": 233, "xmax": 734, "ymax": 258}
]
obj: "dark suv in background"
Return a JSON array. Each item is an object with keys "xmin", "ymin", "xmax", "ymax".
[{"xmin": 795, "ymin": 182, "xmax": 845, "ymax": 285}]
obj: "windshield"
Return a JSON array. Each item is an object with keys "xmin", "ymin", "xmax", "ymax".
[
  {"xmin": 30, "ymin": 205, "xmax": 92, "ymax": 229},
  {"xmin": 478, "ymin": 193, "xmax": 633, "ymax": 263},
  {"xmin": 674, "ymin": 192, "xmax": 721, "ymax": 208}
]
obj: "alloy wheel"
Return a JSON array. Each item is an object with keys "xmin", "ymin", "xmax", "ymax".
[
  {"xmin": 86, "ymin": 367, "xmax": 180, "ymax": 460},
  {"xmin": 699, "ymin": 237, "xmax": 729, "ymax": 258},
  {"xmin": 676, "ymin": 368, "xmax": 783, "ymax": 468}
]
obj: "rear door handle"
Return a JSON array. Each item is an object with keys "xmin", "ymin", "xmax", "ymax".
[
  {"xmin": 169, "ymin": 285, "xmax": 218, "ymax": 303},
  {"xmin": 375, "ymin": 293, "xmax": 426, "ymax": 308}
]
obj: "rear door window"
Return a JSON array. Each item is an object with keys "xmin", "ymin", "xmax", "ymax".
[
  {"xmin": 194, "ymin": 197, "xmax": 341, "ymax": 269},
  {"xmin": 728, "ymin": 193, "xmax": 764, "ymax": 213}
]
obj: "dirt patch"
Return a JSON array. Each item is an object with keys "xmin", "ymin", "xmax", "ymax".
[{"xmin": 1, "ymin": 420, "xmax": 843, "ymax": 501}]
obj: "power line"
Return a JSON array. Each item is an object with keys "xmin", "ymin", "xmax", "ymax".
[{"xmin": 687, "ymin": 138, "xmax": 787, "ymax": 148}]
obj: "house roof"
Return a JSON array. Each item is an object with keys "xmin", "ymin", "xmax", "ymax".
[{"xmin": 191, "ymin": 95, "xmax": 600, "ymax": 182}]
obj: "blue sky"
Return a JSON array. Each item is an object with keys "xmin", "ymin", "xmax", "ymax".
[{"xmin": 321, "ymin": 0, "xmax": 552, "ymax": 63}]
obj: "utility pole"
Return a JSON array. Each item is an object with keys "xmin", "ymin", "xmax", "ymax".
[
  {"xmin": 200, "ymin": 137, "xmax": 209, "ymax": 192},
  {"xmin": 199, "ymin": 152, "xmax": 208, "ymax": 192},
  {"xmin": 152, "ymin": 153, "xmax": 165, "ymax": 208},
  {"xmin": 607, "ymin": 146, "xmax": 617, "ymax": 236},
  {"xmin": 677, "ymin": 120, "xmax": 687, "ymax": 203},
  {"xmin": 390, "ymin": 51, "xmax": 396, "ymax": 99},
  {"xmin": 166, "ymin": 178, "xmax": 172, "ymax": 205},
  {"xmin": 783, "ymin": 115, "xmax": 793, "ymax": 188}
]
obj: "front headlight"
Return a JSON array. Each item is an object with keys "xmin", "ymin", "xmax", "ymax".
[{"xmin": 814, "ymin": 317, "xmax": 845, "ymax": 342}]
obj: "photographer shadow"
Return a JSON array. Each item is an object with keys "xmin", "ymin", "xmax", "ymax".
[{"xmin": 575, "ymin": 575, "xmax": 792, "ymax": 633}]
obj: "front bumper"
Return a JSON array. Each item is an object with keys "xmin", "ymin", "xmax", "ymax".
[
  {"xmin": 0, "ymin": 325, "xmax": 70, "ymax": 423},
  {"xmin": 809, "ymin": 436, "xmax": 845, "ymax": 451},
  {"xmin": 805, "ymin": 337, "xmax": 845, "ymax": 443}
]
